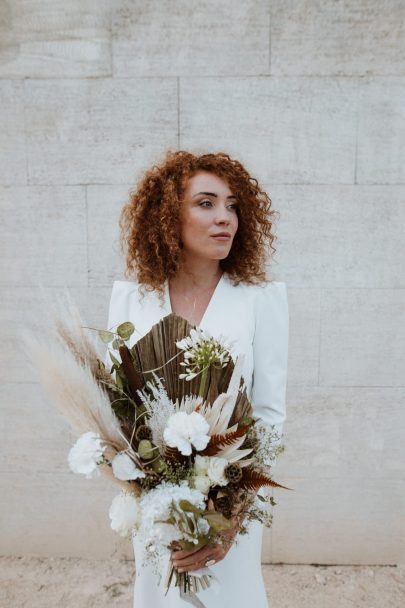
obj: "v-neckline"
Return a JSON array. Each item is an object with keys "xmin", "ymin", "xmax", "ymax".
[{"xmin": 164, "ymin": 272, "xmax": 226, "ymax": 327}]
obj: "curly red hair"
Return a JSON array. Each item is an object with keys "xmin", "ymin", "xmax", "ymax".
[{"xmin": 119, "ymin": 150, "xmax": 279, "ymax": 301}]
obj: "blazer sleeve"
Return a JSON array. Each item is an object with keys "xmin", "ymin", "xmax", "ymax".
[{"xmin": 251, "ymin": 281, "xmax": 289, "ymax": 440}]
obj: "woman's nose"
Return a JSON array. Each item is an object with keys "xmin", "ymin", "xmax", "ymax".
[{"xmin": 215, "ymin": 207, "xmax": 230, "ymax": 223}]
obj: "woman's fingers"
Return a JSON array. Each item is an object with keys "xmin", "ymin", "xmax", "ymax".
[
  {"xmin": 170, "ymin": 546, "xmax": 202, "ymax": 560},
  {"xmin": 172, "ymin": 546, "xmax": 224, "ymax": 572},
  {"xmin": 172, "ymin": 547, "xmax": 210, "ymax": 565},
  {"xmin": 171, "ymin": 540, "xmax": 218, "ymax": 560}
]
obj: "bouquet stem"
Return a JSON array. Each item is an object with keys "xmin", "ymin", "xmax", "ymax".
[{"xmin": 164, "ymin": 559, "xmax": 209, "ymax": 607}]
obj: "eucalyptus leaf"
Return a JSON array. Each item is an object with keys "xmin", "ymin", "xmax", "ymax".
[
  {"xmin": 112, "ymin": 338, "xmax": 121, "ymax": 350},
  {"xmin": 204, "ymin": 511, "xmax": 234, "ymax": 532},
  {"xmin": 177, "ymin": 537, "xmax": 208, "ymax": 551},
  {"xmin": 179, "ymin": 500, "xmax": 203, "ymax": 516},
  {"xmin": 176, "ymin": 539, "xmax": 200, "ymax": 551},
  {"xmin": 117, "ymin": 321, "xmax": 135, "ymax": 340},
  {"xmin": 109, "ymin": 353, "xmax": 121, "ymax": 368},
  {"xmin": 98, "ymin": 330, "xmax": 115, "ymax": 343}
]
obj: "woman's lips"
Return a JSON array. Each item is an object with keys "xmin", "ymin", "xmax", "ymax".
[{"xmin": 211, "ymin": 235, "xmax": 231, "ymax": 241}]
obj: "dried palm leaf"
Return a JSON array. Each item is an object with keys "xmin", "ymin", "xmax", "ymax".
[{"xmin": 129, "ymin": 313, "xmax": 239, "ymax": 405}]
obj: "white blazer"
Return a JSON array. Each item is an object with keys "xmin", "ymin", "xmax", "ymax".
[{"xmin": 104, "ymin": 272, "xmax": 289, "ymax": 438}]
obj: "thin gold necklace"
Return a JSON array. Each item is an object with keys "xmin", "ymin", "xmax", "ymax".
[{"xmin": 170, "ymin": 272, "xmax": 223, "ymax": 322}]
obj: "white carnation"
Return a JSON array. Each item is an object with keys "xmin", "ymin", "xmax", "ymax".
[
  {"xmin": 111, "ymin": 452, "xmax": 146, "ymax": 481},
  {"xmin": 163, "ymin": 411, "xmax": 210, "ymax": 456},
  {"xmin": 68, "ymin": 431, "xmax": 105, "ymax": 479},
  {"xmin": 207, "ymin": 457, "xmax": 228, "ymax": 487},
  {"xmin": 109, "ymin": 491, "xmax": 141, "ymax": 537}
]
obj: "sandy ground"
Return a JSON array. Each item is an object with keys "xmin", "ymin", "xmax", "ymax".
[{"xmin": 1, "ymin": 557, "xmax": 404, "ymax": 608}]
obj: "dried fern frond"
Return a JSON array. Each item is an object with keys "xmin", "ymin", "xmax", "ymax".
[
  {"xmin": 239, "ymin": 467, "xmax": 293, "ymax": 492},
  {"xmin": 162, "ymin": 445, "xmax": 188, "ymax": 464},
  {"xmin": 201, "ymin": 422, "xmax": 252, "ymax": 456}
]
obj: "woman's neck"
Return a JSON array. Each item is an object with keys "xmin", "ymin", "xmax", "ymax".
[{"xmin": 173, "ymin": 258, "xmax": 222, "ymax": 289}]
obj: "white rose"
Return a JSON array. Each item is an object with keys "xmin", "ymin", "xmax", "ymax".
[
  {"xmin": 207, "ymin": 457, "xmax": 228, "ymax": 487},
  {"xmin": 68, "ymin": 431, "xmax": 105, "ymax": 479},
  {"xmin": 194, "ymin": 455, "xmax": 209, "ymax": 476},
  {"xmin": 193, "ymin": 474, "xmax": 211, "ymax": 494},
  {"xmin": 109, "ymin": 491, "xmax": 141, "ymax": 537},
  {"xmin": 163, "ymin": 411, "xmax": 210, "ymax": 456},
  {"xmin": 111, "ymin": 452, "xmax": 146, "ymax": 481}
]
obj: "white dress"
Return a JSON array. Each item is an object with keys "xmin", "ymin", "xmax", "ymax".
[{"xmin": 105, "ymin": 272, "xmax": 289, "ymax": 608}]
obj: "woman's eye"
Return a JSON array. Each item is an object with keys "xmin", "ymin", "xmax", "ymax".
[{"xmin": 200, "ymin": 200, "xmax": 238, "ymax": 211}]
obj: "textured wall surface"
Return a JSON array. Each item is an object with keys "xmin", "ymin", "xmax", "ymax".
[{"xmin": 1, "ymin": 0, "xmax": 404, "ymax": 564}]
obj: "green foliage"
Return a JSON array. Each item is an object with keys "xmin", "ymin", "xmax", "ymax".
[
  {"xmin": 204, "ymin": 511, "xmax": 234, "ymax": 533},
  {"xmin": 138, "ymin": 439, "xmax": 158, "ymax": 461},
  {"xmin": 98, "ymin": 330, "xmax": 115, "ymax": 343},
  {"xmin": 116, "ymin": 321, "xmax": 135, "ymax": 340},
  {"xmin": 109, "ymin": 352, "xmax": 121, "ymax": 368},
  {"xmin": 179, "ymin": 500, "xmax": 203, "ymax": 516}
]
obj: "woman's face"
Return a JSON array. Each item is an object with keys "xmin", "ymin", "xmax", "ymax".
[{"xmin": 179, "ymin": 171, "xmax": 239, "ymax": 262}]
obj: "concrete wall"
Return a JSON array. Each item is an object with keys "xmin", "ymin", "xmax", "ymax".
[{"xmin": 1, "ymin": 0, "xmax": 404, "ymax": 564}]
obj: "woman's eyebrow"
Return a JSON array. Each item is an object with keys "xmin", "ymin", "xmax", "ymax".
[{"xmin": 192, "ymin": 191, "xmax": 236, "ymax": 199}]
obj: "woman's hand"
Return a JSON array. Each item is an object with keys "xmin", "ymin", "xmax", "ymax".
[{"xmin": 170, "ymin": 518, "xmax": 240, "ymax": 573}]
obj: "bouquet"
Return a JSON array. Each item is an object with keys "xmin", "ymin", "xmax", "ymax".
[{"xmin": 23, "ymin": 290, "xmax": 290, "ymax": 606}]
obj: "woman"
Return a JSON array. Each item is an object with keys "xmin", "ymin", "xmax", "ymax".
[{"xmin": 106, "ymin": 150, "xmax": 289, "ymax": 607}]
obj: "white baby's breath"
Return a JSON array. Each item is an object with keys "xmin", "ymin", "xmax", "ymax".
[
  {"xmin": 254, "ymin": 421, "xmax": 284, "ymax": 468},
  {"xmin": 67, "ymin": 431, "xmax": 106, "ymax": 479}
]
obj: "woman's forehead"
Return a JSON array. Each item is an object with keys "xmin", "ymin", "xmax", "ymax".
[{"xmin": 184, "ymin": 171, "xmax": 233, "ymax": 196}]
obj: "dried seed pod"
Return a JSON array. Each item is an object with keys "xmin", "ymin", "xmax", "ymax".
[
  {"xmin": 224, "ymin": 462, "xmax": 243, "ymax": 483},
  {"xmin": 135, "ymin": 424, "xmax": 153, "ymax": 442}
]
